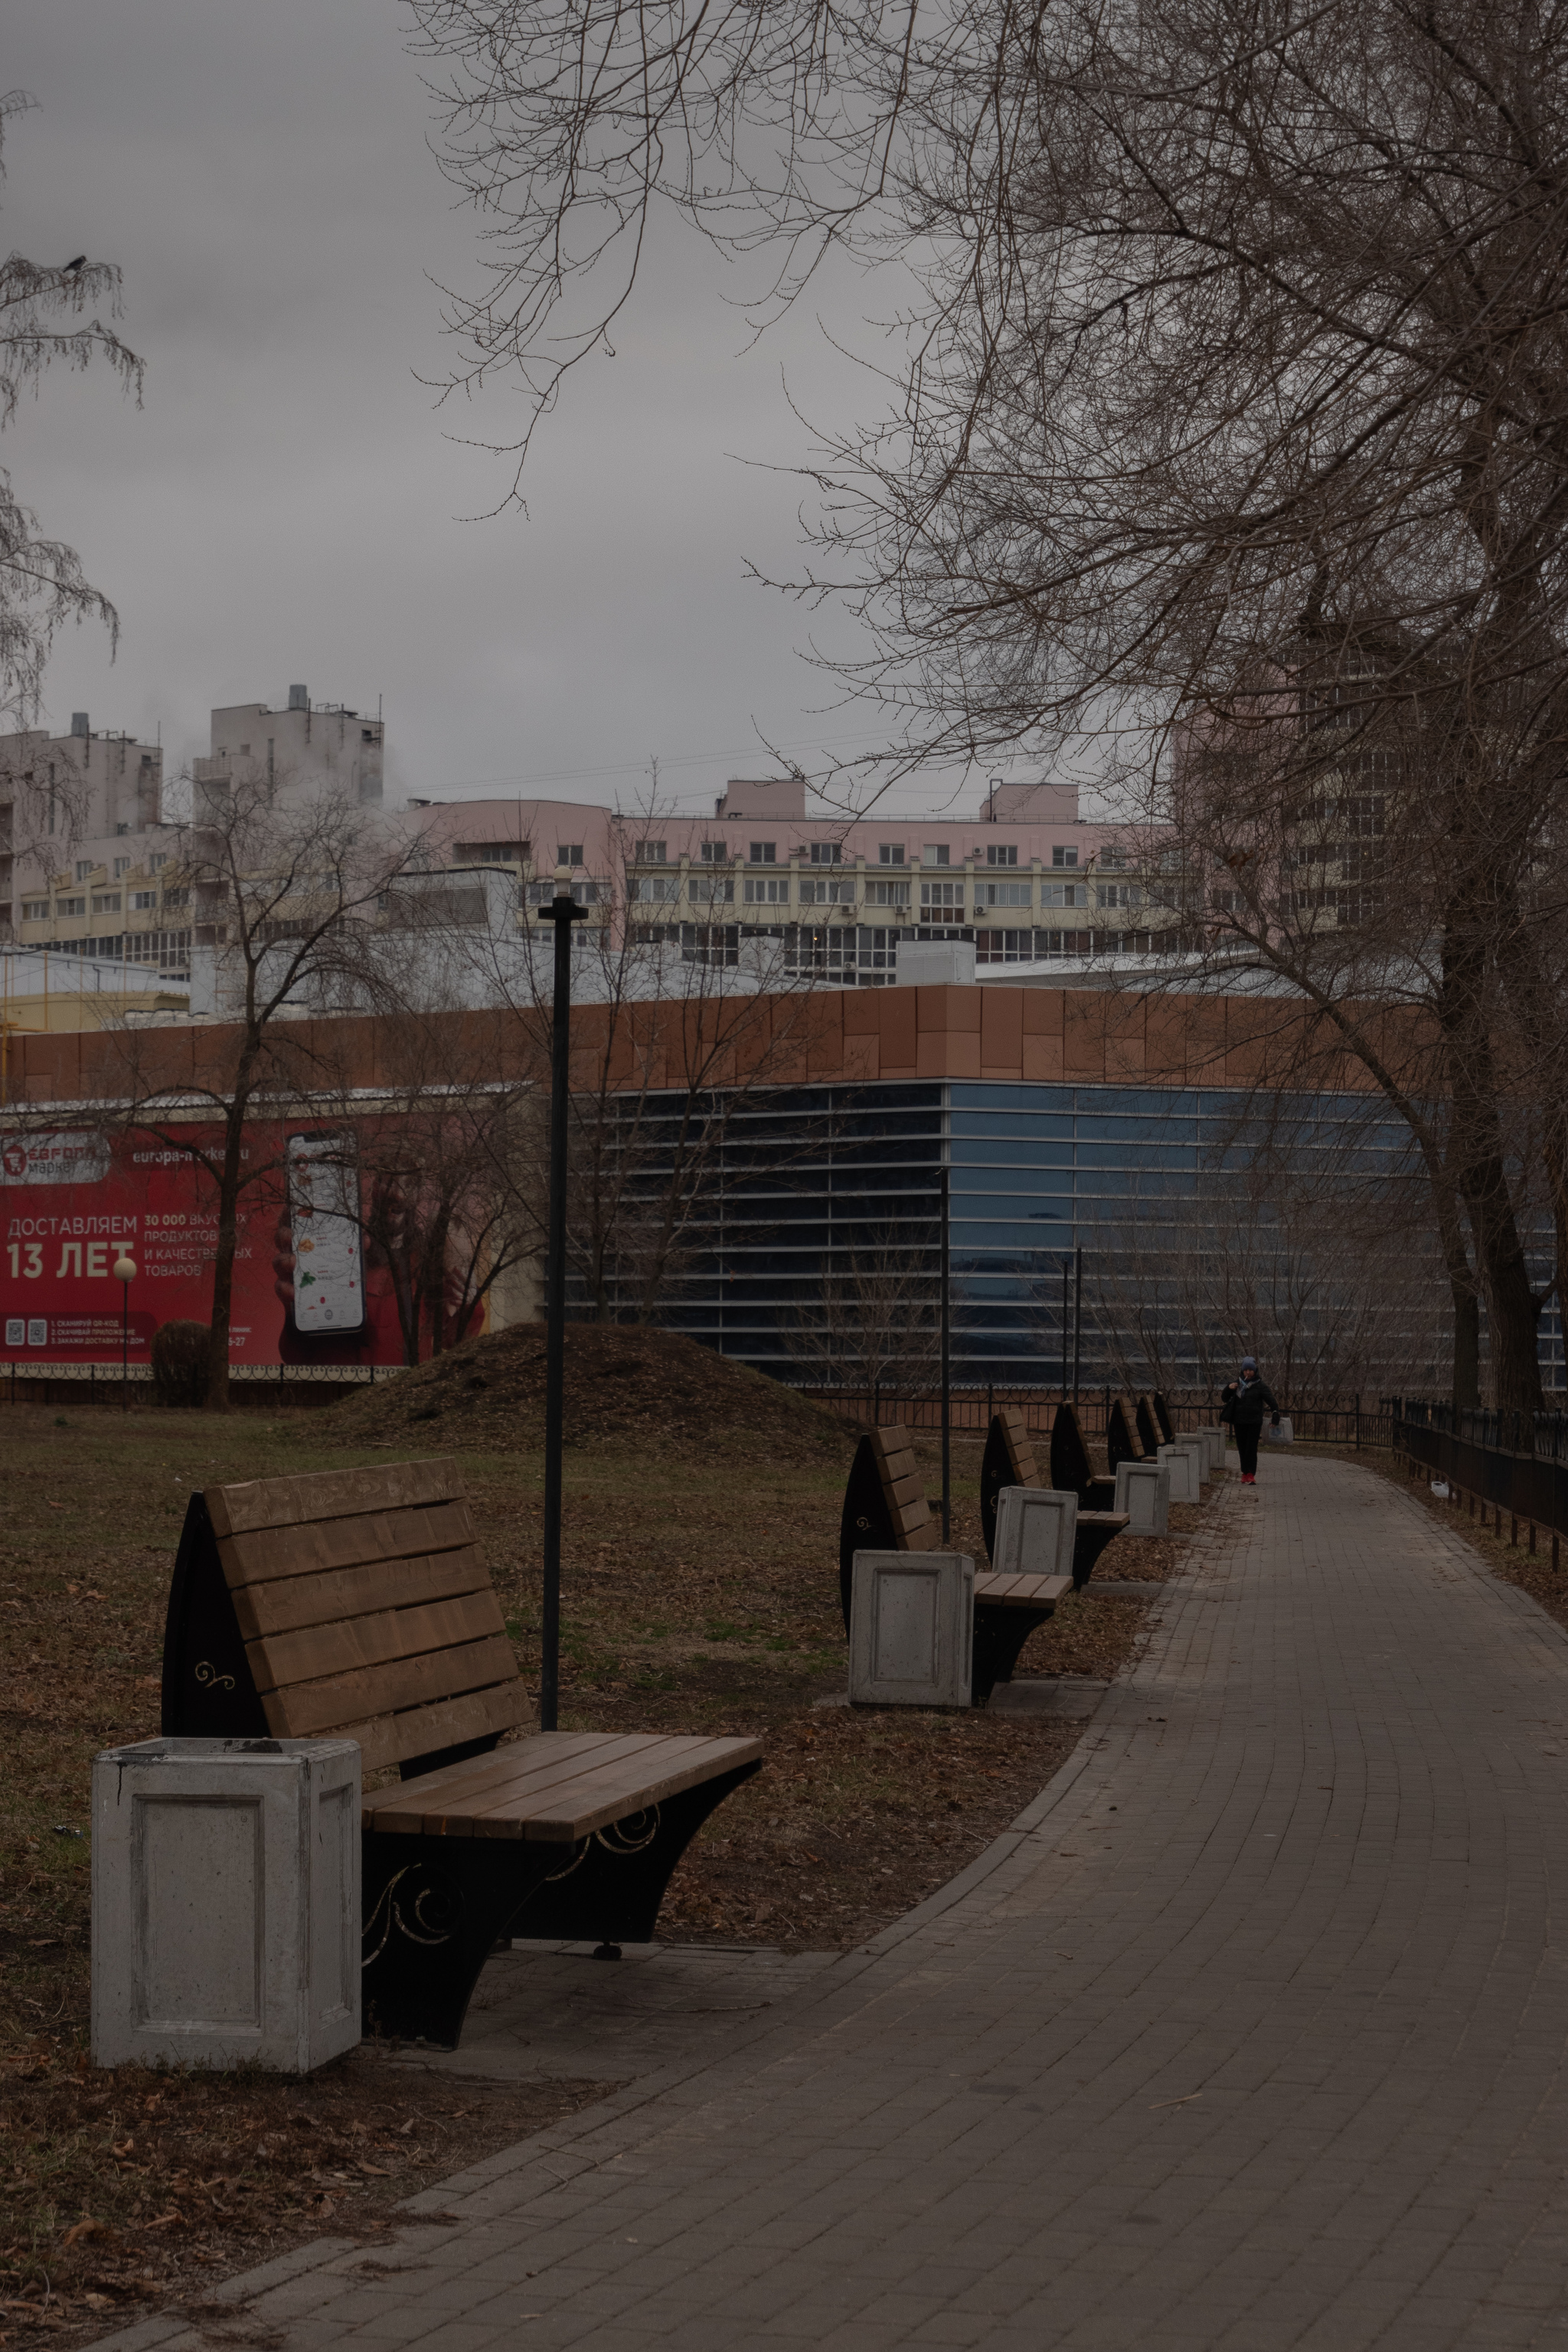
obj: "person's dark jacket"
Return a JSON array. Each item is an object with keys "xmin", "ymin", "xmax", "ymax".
[{"xmin": 1230, "ymin": 1374, "xmax": 1280, "ymax": 1429}]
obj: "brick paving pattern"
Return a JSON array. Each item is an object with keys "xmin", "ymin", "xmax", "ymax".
[{"xmin": 98, "ymin": 1453, "xmax": 1568, "ymax": 2350}]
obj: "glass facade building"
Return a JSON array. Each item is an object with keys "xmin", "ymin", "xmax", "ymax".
[{"xmin": 593, "ymin": 1076, "xmax": 1563, "ymax": 1391}]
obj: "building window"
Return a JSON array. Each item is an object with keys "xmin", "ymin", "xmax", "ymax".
[
  {"xmin": 864, "ymin": 879, "xmax": 910, "ymax": 906},
  {"xmin": 91, "ymin": 892, "xmax": 122, "ymax": 915},
  {"xmin": 978, "ymin": 880, "xmax": 1031, "ymax": 907},
  {"xmin": 634, "ymin": 839, "xmax": 667, "ymax": 864},
  {"xmin": 699, "ymin": 841, "xmax": 730, "ymax": 864},
  {"xmin": 57, "ymin": 896, "xmax": 85, "ymax": 917},
  {"xmin": 1051, "ymin": 846, "xmax": 1080, "ymax": 868},
  {"xmin": 75, "ymin": 859, "xmax": 93, "ymax": 882},
  {"xmin": 149, "ymin": 854, "xmax": 168, "ymax": 874},
  {"xmin": 1096, "ymin": 883, "xmax": 1144, "ymax": 910},
  {"xmin": 749, "ymin": 841, "xmax": 776, "ymax": 864},
  {"xmin": 20, "ymin": 899, "xmax": 47, "ymax": 920},
  {"xmin": 455, "ymin": 841, "xmax": 524, "ymax": 864},
  {"xmin": 113, "ymin": 856, "xmax": 132, "ymax": 877},
  {"xmin": 808, "ymin": 842, "xmax": 843, "ymax": 865},
  {"xmin": 985, "ymin": 844, "xmax": 1018, "ymax": 867},
  {"xmin": 131, "ymin": 889, "xmax": 158, "ymax": 912},
  {"xmin": 920, "ymin": 880, "xmax": 965, "ymax": 910},
  {"xmin": 629, "ymin": 876, "xmax": 680, "ymax": 903},
  {"xmin": 161, "ymin": 888, "xmax": 190, "ymax": 910},
  {"xmin": 1040, "ymin": 882, "xmax": 1088, "ymax": 909},
  {"xmin": 878, "ymin": 843, "xmax": 906, "ymax": 866},
  {"xmin": 557, "ymin": 843, "xmax": 585, "ymax": 868},
  {"xmin": 799, "ymin": 876, "xmax": 856, "ymax": 906},
  {"xmin": 744, "ymin": 876, "xmax": 790, "ymax": 904},
  {"xmin": 922, "ymin": 844, "xmax": 951, "ymax": 867},
  {"xmin": 1098, "ymin": 845, "xmax": 1127, "ymax": 871},
  {"xmin": 688, "ymin": 877, "xmax": 735, "ymax": 904}
]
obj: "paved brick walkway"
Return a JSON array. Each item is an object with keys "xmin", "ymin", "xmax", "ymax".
[{"xmin": 101, "ymin": 1454, "xmax": 1568, "ymax": 2350}]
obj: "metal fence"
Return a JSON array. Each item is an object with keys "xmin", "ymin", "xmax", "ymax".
[
  {"xmin": 0, "ymin": 1359, "xmax": 406, "ymax": 1410},
  {"xmin": 1390, "ymin": 1397, "xmax": 1568, "ymax": 1552},
  {"xmin": 786, "ymin": 1383, "xmax": 1392, "ymax": 1449}
]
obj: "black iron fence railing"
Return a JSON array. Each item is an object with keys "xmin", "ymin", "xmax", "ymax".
[
  {"xmin": 786, "ymin": 1383, "xmax": 1391, "ymax": 1450},
  {"xmin": 1390, "ymin": 1397, "xmax": 1568, "ymax": 1556}
]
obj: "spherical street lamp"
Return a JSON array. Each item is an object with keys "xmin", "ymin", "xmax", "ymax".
[{"xmin": 113, "ymin": 1250, "xmax": 136, "ymax": 1411}]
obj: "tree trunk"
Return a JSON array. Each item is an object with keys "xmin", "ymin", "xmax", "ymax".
[
  {"xmin": 1450, "ymin": 1274, "xmax": 1481, "ymax": 1410},
  {"xmin": 204, "ymin": 1094, "xmax": 252, "ymax": 1413}
]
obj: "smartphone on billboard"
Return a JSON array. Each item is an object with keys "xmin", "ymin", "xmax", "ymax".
[{"xmin": 286, "ymin": 1131, "xmax": 367, "ymax": 1337}]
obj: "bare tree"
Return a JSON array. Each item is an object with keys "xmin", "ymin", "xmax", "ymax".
[
  {"xmin": 0, "ymin": 91, "xmax": 142, "ymax": 735},
  {"xmin": 410, "ymin": 0, "xmax": 1568, "ymax": 1413},
  {"xmin": 462, "ymin": 805, "xmax": 835, "ymax": 1325},
  {"xmin": 102, "ymin": 776, "xmax": 420, "ymax": 1408},
  {"xmin": 312, "ymin": 1006, "xmax": 544, "ymax": 1365},
  {"xmin": 782, "ymin": 1227, "xmax": 942, "ymax": 1393}
]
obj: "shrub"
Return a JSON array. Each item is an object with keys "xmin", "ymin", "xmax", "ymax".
[{"xmin": 151, "ymin": 1319, "xmax": 212, "ymax": 1409}]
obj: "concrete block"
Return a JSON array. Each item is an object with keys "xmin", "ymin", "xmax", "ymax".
[
  {"xmin": 1114, "ymin": 1460, "xmax": 1171, "ymax": 1536},
  {"xmin": 1196, "ymin": 1426, "xmax": 1226, "ymax": 1475},
  {"xmin": 991, "ymin": 1487, "xmax": 1078, "ymax": 1579},
  {"xmin": 849, "ymin": 1552, "xmax": 973, "ymax": 1708},
  {"xmin": 93, "ymin": 1735, "xmax": 361, "ymax": 2073},
  {"xmin": 1158, "ymin": 1442, "xmax": 1204, "ymax": 1504}
]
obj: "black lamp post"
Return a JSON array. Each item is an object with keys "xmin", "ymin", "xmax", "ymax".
[
  {"xmin": 113, "ymin": 1249, "xmax": 136, "ymax": 1410},
  {"xmin": 535, "ymin": 869, "xmax": 588, "ymax": 1731}
]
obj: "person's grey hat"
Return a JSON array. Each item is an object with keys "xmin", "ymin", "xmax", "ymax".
[{"xmin": 1240, "ymin": 1356, "xmax": 1257, "ymax": 1370}]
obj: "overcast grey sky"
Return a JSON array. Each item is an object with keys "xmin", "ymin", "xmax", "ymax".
[{"xmin": 4, "ymin": 0, "xmax": 1011, "ymax": 821}]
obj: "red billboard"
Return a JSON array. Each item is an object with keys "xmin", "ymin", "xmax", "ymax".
[{"xmin": 0, "ymin": 1123, "xmax": 466, "ymax": 1367}]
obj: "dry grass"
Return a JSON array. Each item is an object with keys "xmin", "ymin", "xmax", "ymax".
[{"xmin": 0, "ymin": 1374, "xmax": 1219, "ymax": 2332}]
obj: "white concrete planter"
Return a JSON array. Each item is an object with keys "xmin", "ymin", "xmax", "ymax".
[
  {"xmin": 1114, "ymin": 1460, "xmax": 1171, "ymax": 1536},
  {"xmin": 991, "ymin": 1486, "xmax": 1078, "ymax": 1580},
  {"xmin": 1157, "ymin": 1442, "xmax": 1204, "ymax": 1504},
  {"xmin": 850, "ymin": 1551, "xmax": 974, "ymax": 1708},
  {"xmin": 92, "ymin": 1736, "xmax": 361, "ymax": 2074}
]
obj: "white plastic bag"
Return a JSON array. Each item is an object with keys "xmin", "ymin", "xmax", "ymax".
[{"xmin": 1263, "ymin": 1416, "xmax": 1294, "ymax": 1445}]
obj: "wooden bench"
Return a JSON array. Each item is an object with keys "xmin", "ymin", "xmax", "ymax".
[
  {"xmin": 1106, "ymin": 1393, "xmax": 1152, "ymax": 1475},
  {"xmin": 839, "ymin": 1423, "xmax": 1068, "ymax": 1703},
  {"xmin": 161, "ymin": 1459, "xmax": 762, "ymax": 2050},
  {"xmin": 1151, "ymin": 1390, "xmax": 1176, "ymax": 1446},
  {"xmin": 981, "ymin": 1407, "xmax": 1129, "ymax": 1583},
  {"xmin": 1135, "ymin": 1393, "xmax": 1163, "ymax": 1455}
]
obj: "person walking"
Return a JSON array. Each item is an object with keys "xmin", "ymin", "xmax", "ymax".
[{"xmin": 1221, "ymin": 1357, "xmax": 1282, "ymax": 1485}]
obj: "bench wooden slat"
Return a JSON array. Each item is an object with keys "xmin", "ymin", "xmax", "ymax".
[
  {"xmin": 266, "ymin": 1630, "xmax": 518, "ymax": 1738},
  {"xmin": 250, "ymin": 1589, "xmax": 508, "ymax": 1695},
  {"xmin": 975, "ymin": 1572, "xmax": 1071, "ymax": 1607},
  {"xmin": 329, "ymin": 1680, "xmax": 532, "ymax": 1775},
  {"xmin": 366, "ymin": 1730, "xmax": 665, "ymax": 1833},
  {"xmin": 462, "ymin": 1732, "xmax": 726, "ymax": 1834},
  {"xmin": 364, "ymin": 1732, "xmax": 763, "ymax": 1841},
  {"xmin": 207, "ymin": 1459, "xmax": 459, "ymax": 1540},
  {"xmin": 231, "ymin": 1547, "xmax": 492, "ymax": 1643},
  {"xmin": 490, "ymin": 1737, "xmax": 763, "ymax": 1843},
  {"xmin": 219, "ymin": 1500, "xmax": 475, "ymax": 1589}
]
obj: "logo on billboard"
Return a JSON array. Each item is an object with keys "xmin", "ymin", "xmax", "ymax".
[{"xmin": 0, "ymin": 1132, "xmax": 113, "ymax": 1186}]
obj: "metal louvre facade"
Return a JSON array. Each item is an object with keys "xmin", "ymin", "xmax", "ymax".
[{"xmin": 579, "ymin": 1076, "xmax": 1530, "ymax": 1387}]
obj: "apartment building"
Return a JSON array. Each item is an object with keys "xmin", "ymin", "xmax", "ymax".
[
  {"xmin": 5, "ymin": 685, "xmax": 384, "ymax": 978},
  {"xmin": 413, "ymin": 773, "xmax": 1194, "ymax": 980}
]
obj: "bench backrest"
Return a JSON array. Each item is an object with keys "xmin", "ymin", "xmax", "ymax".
[
  {"xmin": 838, "ymin": 1420, "xmax": 941, "ymax": 1627},
  {"xmin": 979, "ymin": 1406, "xmax": 1041, "ymax": 1566},
  {"xmin": 1049, "ymin": 1400, "xmax": 1102, "ymax": 1499},
  {"xmin": 1151, "ymin": 1390, "xmax": 1176, "ymax": 1444},
  {"xmin": 864, "ymin": 1423, "xmax": 942, "ymax": 1552},
  {"xmin": 1135, "ymin": 1394, "xmax": 1161, "ymax": 1455},
  {"xmin": 1106, "ymin": 1394, "xmax": 1147, "ymax": 1472},
  {"xmin": 201, "ymin": 1459, "xmax": 528, "ymax": 1774}
]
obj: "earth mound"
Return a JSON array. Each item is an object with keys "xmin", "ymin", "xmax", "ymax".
[{"xmin": 326, "ymin": 1321, "xmax": 851, "ymax": 1462}]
